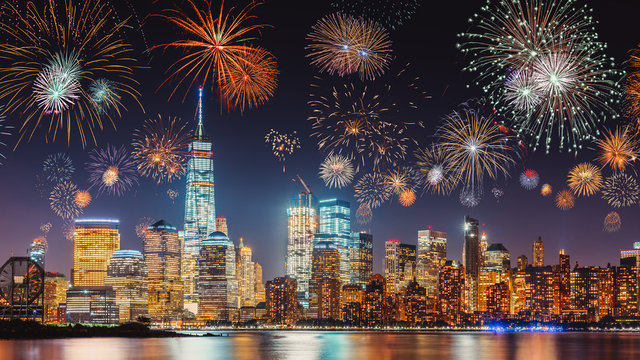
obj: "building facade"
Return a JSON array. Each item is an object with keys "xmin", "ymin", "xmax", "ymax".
[
  {"xmin": 316, "ymin": 199, "xmax": 351, "ymax": 285},
  {"xmin": 104, "ymin": 250, "xmax": 148, "ymax": 323},
  {"xmin": 237, "ymin": 239, "xmax": 256, "ymax": 308},
  {"xmin": 266, "ymin": 276, "xmax": 298, "ymax": 325},
  {"xmin": 349, "ymin": 232, "xmax": 373, "ymax": 288},
  {"xmin": 462, "ymin": 216, "xmax": 480, "ymax": 312},
  {"xmin": 416, "ymin": 229, "xmax": 446, "ymax": 302},
  {"xmin": 73, "ymin": 219, "xmax": 120, "ymax": 287},
  {"xmin": 198, "ymin": 231, "xmax": 237, "ymax": 321},
  {"xmin": 309, "ymin": 241, "xmax": 341, "ymax": 319},
  {"xmin": 29, "ymin": 236, "xmax": 47, "ymax": 268}
]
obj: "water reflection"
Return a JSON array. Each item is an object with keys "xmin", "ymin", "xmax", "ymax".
[{"xmin": 1, "ymin": 331, "xmax": 640, "ymax": 360}]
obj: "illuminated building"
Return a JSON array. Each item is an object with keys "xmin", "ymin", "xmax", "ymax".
[
  {"xmin": 570, "ymin": 266, "xmax": 614, "ymax": 322},
  {"xmin": 398, "ymin": 243, "xmax": 416, "ymax": 289},
  {"xmin": 384, "ymin": 240, "xmax": 416, "ymax": 293},
  {"xmin": 144, "ymin": 220, "xmax": 183, "ymax": 321},
  {"xmin": 66, "ymin": 286, "xmax": 118, "ymax": 324},
  {"xmin": 309, "ymin": 241, "xmax": 341, "ymax": 319},
  {"xmin": 517, "ymin": 255, "xmax": 528, "ymax": 271},
  {"xmin": 237, "ymin": 238, "xmax": 255, "ymax": 307},
  {"xmin": 286, "ymin": 192, "xmax": 319, "ymax": 308},
  {"xmin": 349, "ymin": 232, "xmax": 373, "ymax": 288},
  {"xmin": 512, "ymin": 269, "xmax": 527, "ymax": 316},
  {"xmin": 266, "ymin": 276, "xmax": 298, "ymax": 325},
  {"xmin": 341, "ymin": 284, "xmax": 364, "ymax": 325},
  {"xmin": 438, "ymin": 261, "xmax": 465, "ymax": 325},
  {"xmin": 198, "ymin": 231, "xmax": 237, "ymax": 320},
  {"xmin": 486, "ymin": 282, "xmax": 510, "ymax": 318},
  {"xmin": 533, "ymin": 237, "xmax": 544, "ymax": 267},
  {"xmin": 405, "ymin": 280, "xmax": 427, "ymax": 325},
  {"xmin": 416, "ymin": 228, "xmax": 446, "ymax": 304},
  {"xmin": 216, "ymin": 216, "xmax": 228, "ymax": 236},
  {"xmin": 555, "ymin": 250, "xmax": 571, "ymax": 316},
  {"xmin": 73, "ymin": 219, "xmax": 120, "ymax": 287},
  {"xmin": 316, "ymin": 199, "xmax": 351, "ymax": 285},
  {"xmin": 183, "ymin": 87, "xmax": 217, "ymax": 304},
  {"xmin": 254, "ymin": 263, "xmax": 266, "ymax": 304},
  {"xmin": 525, "ymin": 266, "xmax": 555, "ymax": 321},
  {"xmin": 614, "ymin": 257, "xmax": 638, "ymax": 317},
  {"xmin": 363, "ymin": 274, "xmax": 386, "ymax": 327},
  {"xmin": 44, "ymin": 272, "xmax": 68, "ymax": 324},
  {"xmin": 478, "ymin": 269, "xmax": 511, "ymax": 313},
  {"xmin": 104, "ymin": 250, "xmax": 148, "ymax": 323},
  {"xmin": 29, "ymin": 236, "xmax": 47, "ymax": 268},
  {"xmin": 480, "ymin": 233, "xmax": 488, "ymax": 264},
  {"xmin": 462, "ymin": 216, "xmax": 480, "ymax": 312},
  {"xmin": 484, "ymin": 243, "xmax": 510, "ymax": 272}
]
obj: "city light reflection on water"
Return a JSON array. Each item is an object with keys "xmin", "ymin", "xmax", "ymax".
[{"xmin": 1, "ymin": 331, "xmax": 640, "ymax": 360}]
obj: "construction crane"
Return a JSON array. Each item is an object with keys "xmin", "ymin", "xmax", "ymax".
[{"xmin": 294, "ymin": 174, "xmax": 311, "ymax": 194}]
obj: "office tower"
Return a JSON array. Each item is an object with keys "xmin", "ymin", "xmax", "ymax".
[
  {"xmin": 341, "ymin": 284, "xmax": 365, "ymax": 325},
  {"xmin": 398, "ymin": 243, "xmax": 416, "ymax": 288},
  {"xmin": 525, "ymin": 266, "xmax": 554, "ymax": 321},
  {"xmin": 405, "ymin": 280, "xmax": 427, "ymax": 325},
  {"xmin": 533, "ymin": 237, "xmax": 544, "ymax": 267},
  {"xmin": 198, "ymin": 231, "xmax": 237, "ymax": 320},
  {"xmin": 384, "ymin": 240, "xmax": 399, "ymax": 293},
  {"xmin": 462, "ymin": 216, "xmax": 480, "ymax": 312},
  {"xmin": 438, "ymin": 260, "xmax": 465, "ymax": 325},
  {"xmin": 104, "ymin": 250, "xmax": 148, "ymax": 323},
  {"xmin": 478, "ymin": 268, "xmax": 511, "ymax": 313},
  {"xmin": 254, "ymin": 263, "xmax": 266, "ymax": 304},
  {"xmin": 309, "ymin": 241, "xmax": 341, "ymax": 319},
  {"xmin": 66, "ymin": 287, "xmax": 118, "ymax": 324},
  {"xmin": 316, "ymin": 199, "xmax": 351, "ymax": 285},
  {"xmin": 483, "ymin": 243, "xmax": 510, "ymax": 271},
  {"xmin": 416, "ymin": 229, "xmax": 447, "ymax": 302},
  {"xmin": 486, "ymin": 282, "xmax": 510, "ymax": 318},
  {"xmin": 144, "ymin": 220, "xmax": 183, "ymax": 321},
  {"xmin": 73, "ymin": 219, "xmax": 120, "ymax": 286},
  {"xmin": 384, "ymin": 240, "xmax": 416, "ymax": 293},
  {"xmin": 29, "ymin": 236, "xmax": 47, "ymax": 268},
  {"xmin": 614, "ymin": 257, "xmax": 638, "ymax": 317},
  {"xmin": 556, "ymin": 250, "xmax": 571, "ymax": 315},
  {"xmin": 183, "ymin": 87, "xmax": 217, "ymax": 303},
  {"xmin": 237, "ymin": 238, "xmax": 256, "ymax": 307},
  {"xmin": 216, "ymin": 216, "xmax": 228, "ymax": 236},
  {"xmin": 286, "ymin": 192, "xmax": 319, "ymax": 308},
  {"xmin": 349, "ymin": 232, "xmax": 373, "ymax": 287},
  {"xmin": 44, "ymin": 272, "xmax": 68, "ymax": 324},
  {"xmin": 363, "ymin": 274, "xmax": 386, "ymax": 327},
  {"xmin": 480, "ymin": 232, "xmax": 488, "ymax": 265},
  {"xmin": 266, "ymin": 276, "xmax": 299, "ymax": 325},
  {"xmin": 517, "ymin": 255, "xmax": 528, "ymax": 271}
]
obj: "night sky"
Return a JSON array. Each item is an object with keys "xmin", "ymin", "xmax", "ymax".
[{"xmin": 1, "ymin": 0, "xmax": 640, "ymax": 283}]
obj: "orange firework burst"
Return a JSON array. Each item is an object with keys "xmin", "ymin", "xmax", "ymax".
[
  {"xmin": 221, "ymin": 47, "xmax": 278, "ymax": 112},
  {"xmin": 555, "ymin": 189, "xmax": 575, "ymax": 211},
  {"xmin": 625, "ymin": 45, "xmax": 640, "ymax": 131},
  {"xmin": 152, "ymin": 0, "xmax": 276, "ymax": 108},
  {"xmin": 398, "ymin": 189, "xmax": 416, "ymax": 207},
  {"xmin": 74, "ymin": 190, "xmax": 92, "ymax": 208},
  {"xmin": 567, "ymin": 162, "xmax": 603, "ymax": 197},
  {"xmin": 540, "ymin": 184, "xmax": 552, "ymax": 197},
  {"xmin": 596, "ymin": 127, "xmax": 637, "ymax": 172}
]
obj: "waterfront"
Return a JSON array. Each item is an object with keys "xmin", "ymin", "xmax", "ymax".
[{"xmin": 1, "ymin": 331, "xmax": 640, "ymax": 360}]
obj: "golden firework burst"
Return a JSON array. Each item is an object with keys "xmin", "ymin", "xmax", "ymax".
[
  {"xmin": 555, "ymin": 189, "xmax": 575, "ymax": 211},
  {"xmin": 596, "ymin": 127, "xmax": 637, "ymax": 172},
  {"xmin": 567, "ymin": 162, "xmax": 603, "ymax": 197}
]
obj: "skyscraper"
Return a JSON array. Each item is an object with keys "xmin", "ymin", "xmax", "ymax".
[
  {"xmin": 286, "ymin": 192, "xmax": 319, "ymax": 308},
  {"xmin": 316, "ymin": 199, "xmax": 351, "ymax": 285},
  {"xmin": 144, "ymin": 220, "xmax": 183, "ymax": 321},
  {"xmin": 216, "ymin": 216, "xmax": 228, "ymax": 236},
  {"xmin": 73, "ymin": 219, "xmax": 120, "ymax": 287},
  {"xmin": 44, "ymin": 272, "xmax": 68, "ymax": 324},
  {"xmin": 309, "ymin": 241, "xmax": 341, "ymax": 319},
  {"xmin": 29, "ymin": 236, "xmax": 47, "ymax": 268},
  {"xmin": 416, "ymin": 228, "xmax": 446, "ymax": 300},
  {"xmin": 198, "ymin": 231, "xmax": 237, "ymax": 320},
  {"xmin": 266, "ymin": 276, "xmax": 298, "ymax": 325},
  {"xmin": 237, "ymin": 238, "xmax": 255, "ymax": 307},
  {"xmin": 104, "ymin": 250, "xmax": 148, "ymax": 323},
  {"xmin": 484, "ymin": 243, "xmax": 510, "ymax": 272},
  {"xmin": 533, "ymin": 237, "xmax": 544, "ymax": 267},
  {"xmin": 462, "ymin": 216, "xmax": 480, "ymax": 312},
  {"xmin": 384, "ymin": 240, "xmax": 416, "ymax": 293},
  {"xmin": 183, "ymin": 87, "xmax": 217, "ymax": 304},
  {"xmin": 254, "ymin": 263, "xmax": 266, "ymax": 304},
  {"xmin": 438, "ymin": 260, "xmax": 465, "ymax": 325},
  {"xmin": 349, "ymin": 232, "xmax": 373, "ymax": 287}
]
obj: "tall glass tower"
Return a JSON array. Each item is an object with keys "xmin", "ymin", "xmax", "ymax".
[
  {"xmin": 316, "ymin": 198, "xmax": 351, "ymax": 285},
  {"xmin": 183, "ymin": 87, "xmax": 216, "ymax": 304}
]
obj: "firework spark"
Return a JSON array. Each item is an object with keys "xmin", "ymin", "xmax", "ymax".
[
  {"xmin": 40, "ymin": 222, "xmax": 52, "ymax": 235},
  {"xmin": 136, "ymin": 217, "xmax": 155, "ymax": 239},
  {"xmin": 43, "ymin": 153, "xmax": 75, "ymax": 183},
  {"xmin": 167, "ymin": 189, "xmax": 179, "ymax": 201},
  {"xmin": 89, "ymin": 79, "xmax": 121, "ymax": 114},
  {"xmin": 555, "ymin": 189, "xmax": 575, "ymax": 211},
  {"xmin": 492, "ymin": 187, "xmax": 504, "ymax": 200},
  {"xmin": 265, "ymin": 129, "xmax": 300, "ymax": 172},
  {"xmin": 356, "ymin": 202, "xmax": 373, "ymax": 225},
  {"xmin": 602, "ymin": 173, "xmax": 640, "ymax": 208},
  {"xmin": 0, "ymin": 0, "xmax": 141, "ymax": 147},
  {"xmin": 567, "ymin": 162, "xmax": 603, "ymax": 197},
  {"xmin": 86, "ymin": 144, "xmax": 138, "ymax": 196},
  {"xmin": 414, "ymin": 144, "xmax": 459, "ymax": 196},
  {"xmin": 398, "ymin": 189, "xmax": 416, "ymax": 207},
  {"xmin": 62, "ymin": 220, "xmax": 76, "ymax": 241},
  {"xmin": 626, "ymin": 45, "xmax": 640, "ymax": 130},
  {"xmin": 383, "ymin": 167, "xmax": 414, "ymax": 195},
  {"xmin": 603, "ymin": 211, "xmax": 621, "ymax": 233},
  {"xmin": 49, "ymin": 182, "xmax": 82, "ymax": 219},
  {"xmin": 540, "ymin": 183, "xmax": 553, "ymax": 197},
  {"xmin": 460, "ymin": 187, "xmax": 481, "ymax": 208},
  {"xmin": 319, "ymin": 154, "xmax": 355, "ymax": 189},
  {"xmin": 354, "ymin": 172, "xmax": 392, "ymax": 209},
  {"xmin": 596, "ymin": 127, "xmax": 637, "ymax": 173},
  {"xmin": 330, "ymin": 0, "xmax": 420, "ymax": 30},
  {"xmin": 519, "ymin": 169, "xmax": 540, "ymax": 190},
  {"xmin": 221, "ymin": 47, "xmax": 279, "ymax": 112},
  {"xmin": 74, "ymin": 190, "xmax": 92, "ymax": 208},
  {"xmin": 132, "ymin": 115, "xmax": 192, "ymax": 183},
  {"xmin": 306, "ymin": 13, "xmax": 392, "ymax": 80},
  {"xmin": 0, "ymin": 108, "xmax": 11, "ymax": 164}
]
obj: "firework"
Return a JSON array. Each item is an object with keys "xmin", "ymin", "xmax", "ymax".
[
  {"xmin": 136, "ymin": 217, "xmax": 155, "ymax": 239},
  {"xmin": 354, "ymin": 173, "xmax": 392, "ymax": 209},
  {"xmin": 221, "ymin": 47, "xmax": 279, "ymax": 113},
  {"xmin": 86, "ymin": 144, "xmax": 138, "ymax": 196},
  {"xmin": 540, "ymin": 184, "xmax": 553, "ymax": 197},
  {"xmin": 519, "ymin": 169, "xmax": 540, "ymax": 190},
  {"xmin": 40, "ymin": 222, "xmax": 52, "ymax": 235},
  {"xmin": 383, "ymin": 167, "xmax": 414, "ymax": 195},
  {"xmin": 567, "ymin": 163, "xmax": 603, "ymax": 197},
  {"xmin": 601, "ymin": 173, "xmax": 640, "ymax": 208},
  {"xmin": 398, "ymin": 189, "xmax": 416, "ymax": 207},
  {"xmin": 0, "ymin": 108, "xmax": 11, "ymax": 164},
  {"xmin": 596, "ymin": 127, "xmax": 637, "ymax": 172},
  {"xmin": 492, "ymin": 187, "xmax": 504, "ymax": 200},
  {"xmin": 42, "ymin": 153, "xmax": 75, "ymax": 183},
  {"xmin": 306, "ymin": 13, "xmax": 392, "ymax": 80},
  {"xmin": 132, "ymin": 115, "xmax": 192, "ymax": 183},
  {"xmin": 460, "ymin": 187, "xmax": 481, "ymax": 208},
  {"xmin": 356, "ymin": 202, "xmax": 373, "ymax": 225},
  {"xmin": 414, "ymin": 144, "xmax": 459, "ymax": 196},
  {"xmin": 319, "ymin": 154, "xmax": 355, "ymax": 189},
  {"xmin": 73, "ymin": 190, "xmax": 92, "ymax": 208},
  {"xmin": 265, "ymin": 130, "xmax": 301, "ymax": 172},
  {"xmin": 167, "ymin": 189, "xmax": 179, "ymax": 201},
  {"xmin": 626, "ymin": 45, "xmax": 640, "ymax": 129},
  {"xmin": 152, "ymin": 0, "xmax": 274, "ymax": 104},
  {"xmin": 603, "ymin": 211, "xmax": 621, "ymax": 233},
  {"xmin": 62, "ymin": 220, "xmax": 76, "ymax": 241},
  {"xmin": 438, "ymin": 109, "xmax": 518, "ymax": 195},
  {"xmin": 89, "ymin": 79, "xmax": 121, "ymax": 114},
  {"xmin": 458, "ymin": 0, "xmax": 622, "ymax": 153},
  {"xmin": 330, "ymin": 0, "xmax": 420, "ymax": 30},
  {"xmin": 49, "ymin": 182, "xmax": 82, "ymax": 219},
  {"xmin": 0, "ymin": 0, "xmax": 141, "ymax": 147},
  {"xmin": 555, "ymin": 189, "xmax": 575, "ymax": 211}
]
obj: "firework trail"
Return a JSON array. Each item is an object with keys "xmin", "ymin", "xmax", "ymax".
[
  {"xmin": 567, "ymin": 162, "xmax": 603, "ymax": 197},
  {"xmin": 319, "ymin": 154, "xmax": 355, "ymax": 189},
  {"xmin": 602, "ymin": 173, "xmax": 640, "ymax": 208},
  {"xmin": 49, "ymin": 181, "xmax": 82, "ymax": 219},
  {"xmin": 265, "ymin": 129, "xmax": 301, "ymax": 172},
  {"xmin": 86, "ymin": 144, "xmax": 138, "ymax": 196}
]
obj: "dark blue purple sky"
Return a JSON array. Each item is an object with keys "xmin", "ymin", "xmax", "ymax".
[{"xmin": 1, "ymin": 0, "xmax": 639, "ymax": 282}]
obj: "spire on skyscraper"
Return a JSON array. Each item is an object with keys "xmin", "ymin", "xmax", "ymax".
[{"xmin": 196, "ymin": 86, "xmax": 204, "ymax": 138}]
